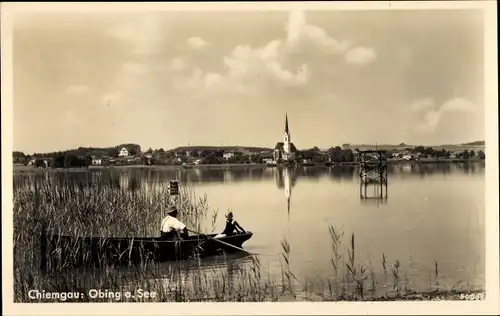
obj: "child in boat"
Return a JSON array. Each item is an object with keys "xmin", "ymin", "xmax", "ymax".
[{"xmin": 215, "ymin": 212, "xmax": 247, "ymax": 238}]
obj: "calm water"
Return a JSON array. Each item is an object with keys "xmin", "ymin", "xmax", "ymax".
[{"xmin": 16, "ymin": 162, "xmax": 486, "ymax": 296}]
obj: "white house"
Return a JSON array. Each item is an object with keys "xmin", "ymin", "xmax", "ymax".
[
  {"xmin": 118, "ymin": 147, "xmax": 129, "ymax": 157},
  {"xmin": 263, "ymin": 158, "xmax": 276, "ymax": 165},
  {"xmin": 91, "ymin": 157, "xmax": 102, "ymax": 165},
  {"xmin": 223, "ymin": 152, "xmax": 235, "ymax": 160}
]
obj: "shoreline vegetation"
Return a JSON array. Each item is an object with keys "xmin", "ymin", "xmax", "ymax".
[{"xmin": 13, "ymin": 175, "xmax": 484, "ymax": 302}]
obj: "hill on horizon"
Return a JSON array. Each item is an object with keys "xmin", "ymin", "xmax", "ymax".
[
  {"xmin": 461, "ymin": 140, "xmax": 485, "ymax": 146},
  {"xmin": 350, "ymin": 140, "xmax": 485, "ymax": 149},
  {"xmin": 170, "ymin": 145, "xmax": 273, "ymax": 153}
]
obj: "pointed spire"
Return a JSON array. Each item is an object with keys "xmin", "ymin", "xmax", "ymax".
[{"xmin": 285, "ymin": 113, "xmax": 289, "ymax": 134}]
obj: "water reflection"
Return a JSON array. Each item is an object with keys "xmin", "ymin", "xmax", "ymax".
[
  {"xmin": 328, "ymin": 166, "xmax": 357, "ymax": 181},
  {"xmin": 146, "ymin": 252, "xmax": 255, "ymax": 298},
  {"xmin": 13, "ymin": 162, "xmax": 485, "ymax": 192},
  {"xmin": 274, "ymin": 168, "xmax": 298, "ymax": 219}
]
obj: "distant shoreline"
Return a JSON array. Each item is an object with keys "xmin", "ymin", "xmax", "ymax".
[{"xmin": 13, "ymin": 159, "xmax": 484, "ymax": 174}]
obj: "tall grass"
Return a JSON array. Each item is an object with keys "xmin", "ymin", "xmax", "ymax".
[{"xmin": 13, "ymin": 173, "xmax": 484, "ymax": 302}]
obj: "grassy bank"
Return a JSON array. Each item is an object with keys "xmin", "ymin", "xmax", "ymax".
[{"xmin": 13, "ymin": 176, "xmax": 483, "ymax": 302}]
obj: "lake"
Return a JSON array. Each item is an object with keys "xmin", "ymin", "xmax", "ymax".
[{"xmin": 13, "ymin": 162, "xmax": 485, "ymax": 299}]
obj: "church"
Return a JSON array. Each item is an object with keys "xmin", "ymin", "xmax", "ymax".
[{"xmin": 273, "ymin": 114, "xmax": 298, "ymax": 162}]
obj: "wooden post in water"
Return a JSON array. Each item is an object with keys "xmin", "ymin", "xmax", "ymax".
[{"xmin": 169, "ymin": 179, "xmax": 181, "ymax": 221}]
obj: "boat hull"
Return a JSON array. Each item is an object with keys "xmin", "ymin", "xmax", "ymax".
[{"xmin": 40, "ymin": 232, "xmax": 253, "ymax": 270}]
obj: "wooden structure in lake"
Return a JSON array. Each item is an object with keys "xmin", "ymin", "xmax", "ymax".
[{"xmin": 359, "ymin": 150, "xmax": 388, "ymax": 200}]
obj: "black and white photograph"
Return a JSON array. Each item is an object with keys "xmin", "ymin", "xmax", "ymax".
[{"xmin": 2, "ymin": 1, "xmax": 498, "ymax": 315}]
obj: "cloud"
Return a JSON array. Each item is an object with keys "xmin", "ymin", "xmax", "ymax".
[
  {"xmin": 418, "ymin": 110, "xmax": 441, "ymax": 132},
  {"xmin": 174, "ymin": 11, "xmax": 375, "ymax": 94},
  {"xmin": 156, "ymin": 57, "xmax": 187, "ymax": 74},
  {"xmin": 186, "ymin": 37, "xmax": 209, "ymax": 51},
  {"xmin": 101, "ymin": 91, "xmax": 123, "ymax": 105},
  {"xmin": 285, "ymin": 10, "xmax": 351, "ymax": 54},
  {"xmin": 175, "ymin": 41, "xmax": 310, "ymax": 94},
  {"xmin": 122, "ymin": 62, "xmax": 148, "ymax": 74},
  {"xmin": 441, "ymin": 98, "xmax": 475, "ymax": 112},
  {"xmin": 107, "ymin": 14, "xmax": 164, "ymax": 56},
  {"xmin": 410, "ymin": 98, "xmax": 434, "ymax": 112},
  {"xmin": 222, "ymin": 43, "xmax": 311, "ymax": 85},
  {"xmin": 203, "ymin": 72, "xmax": 223, "ymax": 89},
  {"xmin": 65, "ymin": 85, "xmax": 90, "ymax": 95},
  {"xmin": 170, "ymin": 57, "xmax": 186, "ymax": 71},
  {"xmin": 345, "ymin": 46, "xmax": 377, "ymax": 65},
  {"xmin": 412, "ymin": 97, "xmax": 477, "ymax": 132}
]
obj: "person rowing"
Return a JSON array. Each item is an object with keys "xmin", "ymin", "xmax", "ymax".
[
  {"xmin": 215, "ymin": 211, "xmax": 247, "ymax": 238},
  {"xmin": 160, "ymin": 206, "xmax": 189, "ymax": 240}
]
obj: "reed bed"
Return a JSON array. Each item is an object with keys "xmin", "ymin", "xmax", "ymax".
[{"xmin": 13, "ymin": 173, "xmax": 484, "ymax": 302}]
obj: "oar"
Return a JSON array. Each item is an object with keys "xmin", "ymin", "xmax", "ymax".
[{"xmin": 186, "ymin": 228, "xmax": 251, "ymax": 254}]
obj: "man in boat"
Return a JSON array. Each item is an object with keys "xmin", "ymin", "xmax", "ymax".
[
  {"xmin": 215, "ymin": 212, "xmax": 247, "ymax": 238},
  {"xmin": 160, "ymin": 206, "xmax": 189, "ymax": 240}
]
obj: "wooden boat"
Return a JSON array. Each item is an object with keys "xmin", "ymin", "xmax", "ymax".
[{"xmin": 40, "ymin": 231, "xmax": 253, "ymax": 270}]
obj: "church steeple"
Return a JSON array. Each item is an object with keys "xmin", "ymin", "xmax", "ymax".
[{"xmin": 283, "ymin": 113, "xmax": 291, "ymax": 156}]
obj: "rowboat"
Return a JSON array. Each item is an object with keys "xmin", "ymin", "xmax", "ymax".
[{"xmin": 40, "ymin": 231, "xmax": 253, "ymax": 270}]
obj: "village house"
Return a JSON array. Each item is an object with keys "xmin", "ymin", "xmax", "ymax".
[
  {"xmin": 273, "ymin": 114, "xmax": 298, "ymax": 162},
  {"xmin": 91, "ymin": 156, "xmax": 102, "ymax": 165},
  {"xmin": 28, "ymin": 157, "xmax": 51, "ymax": 168},
  {"xmin": 223, "ymin": 152, "xmax": 235, "ymax": 160},
  {"xmin": 263, "ymin": 158, "xmax": 275, "ymax": 165},
  {"xmin": 118, "ymin": 147, "xmax": 130, "ymax": 157}
]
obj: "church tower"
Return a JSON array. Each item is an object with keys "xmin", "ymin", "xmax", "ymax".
[{"xmin": 283, "ymin": 113, "xmax": 291, "ymax": 160}]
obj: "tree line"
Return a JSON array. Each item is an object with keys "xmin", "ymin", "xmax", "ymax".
[{"xmin": 14, "ymin": 144, "xmax": 142, "ymax": 163}]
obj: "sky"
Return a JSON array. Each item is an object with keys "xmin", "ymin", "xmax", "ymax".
[{"xmin": 12, "ymin": 9, "xmax": 485, "ymax": 153}]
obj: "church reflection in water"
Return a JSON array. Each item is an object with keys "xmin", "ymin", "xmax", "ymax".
[{"xmin": 274, "ymin": 167, "xmax": 298, "ymax": 220}]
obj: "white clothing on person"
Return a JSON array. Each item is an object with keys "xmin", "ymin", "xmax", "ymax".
[
  {"xmin": 214, "ymin": 233, "xmax": 226, "ymax": 239},
  {"xmin": 161, "ymin": 215, "xmax": 186, "ymax": 233}
]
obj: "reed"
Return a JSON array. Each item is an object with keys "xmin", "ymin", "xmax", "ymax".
[
  {"xmin": 280, "ymin": 238, "xmax": 297, "ymax": 298},
  {"xmin": 328, "ymin": 225, "xmax": 344, "ymax": 297},
  {"xmin": 391, "ymin": 260, "xmax": 401, "ymax": 296}
]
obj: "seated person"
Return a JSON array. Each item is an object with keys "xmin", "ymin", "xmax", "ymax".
[
  {"xmin": 215, "ymin": 212, "xmax": 247, "ymax": 238},
  {"xmin": 160, "ymin": 206, "xmax": 189, "ymax": 240}
]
